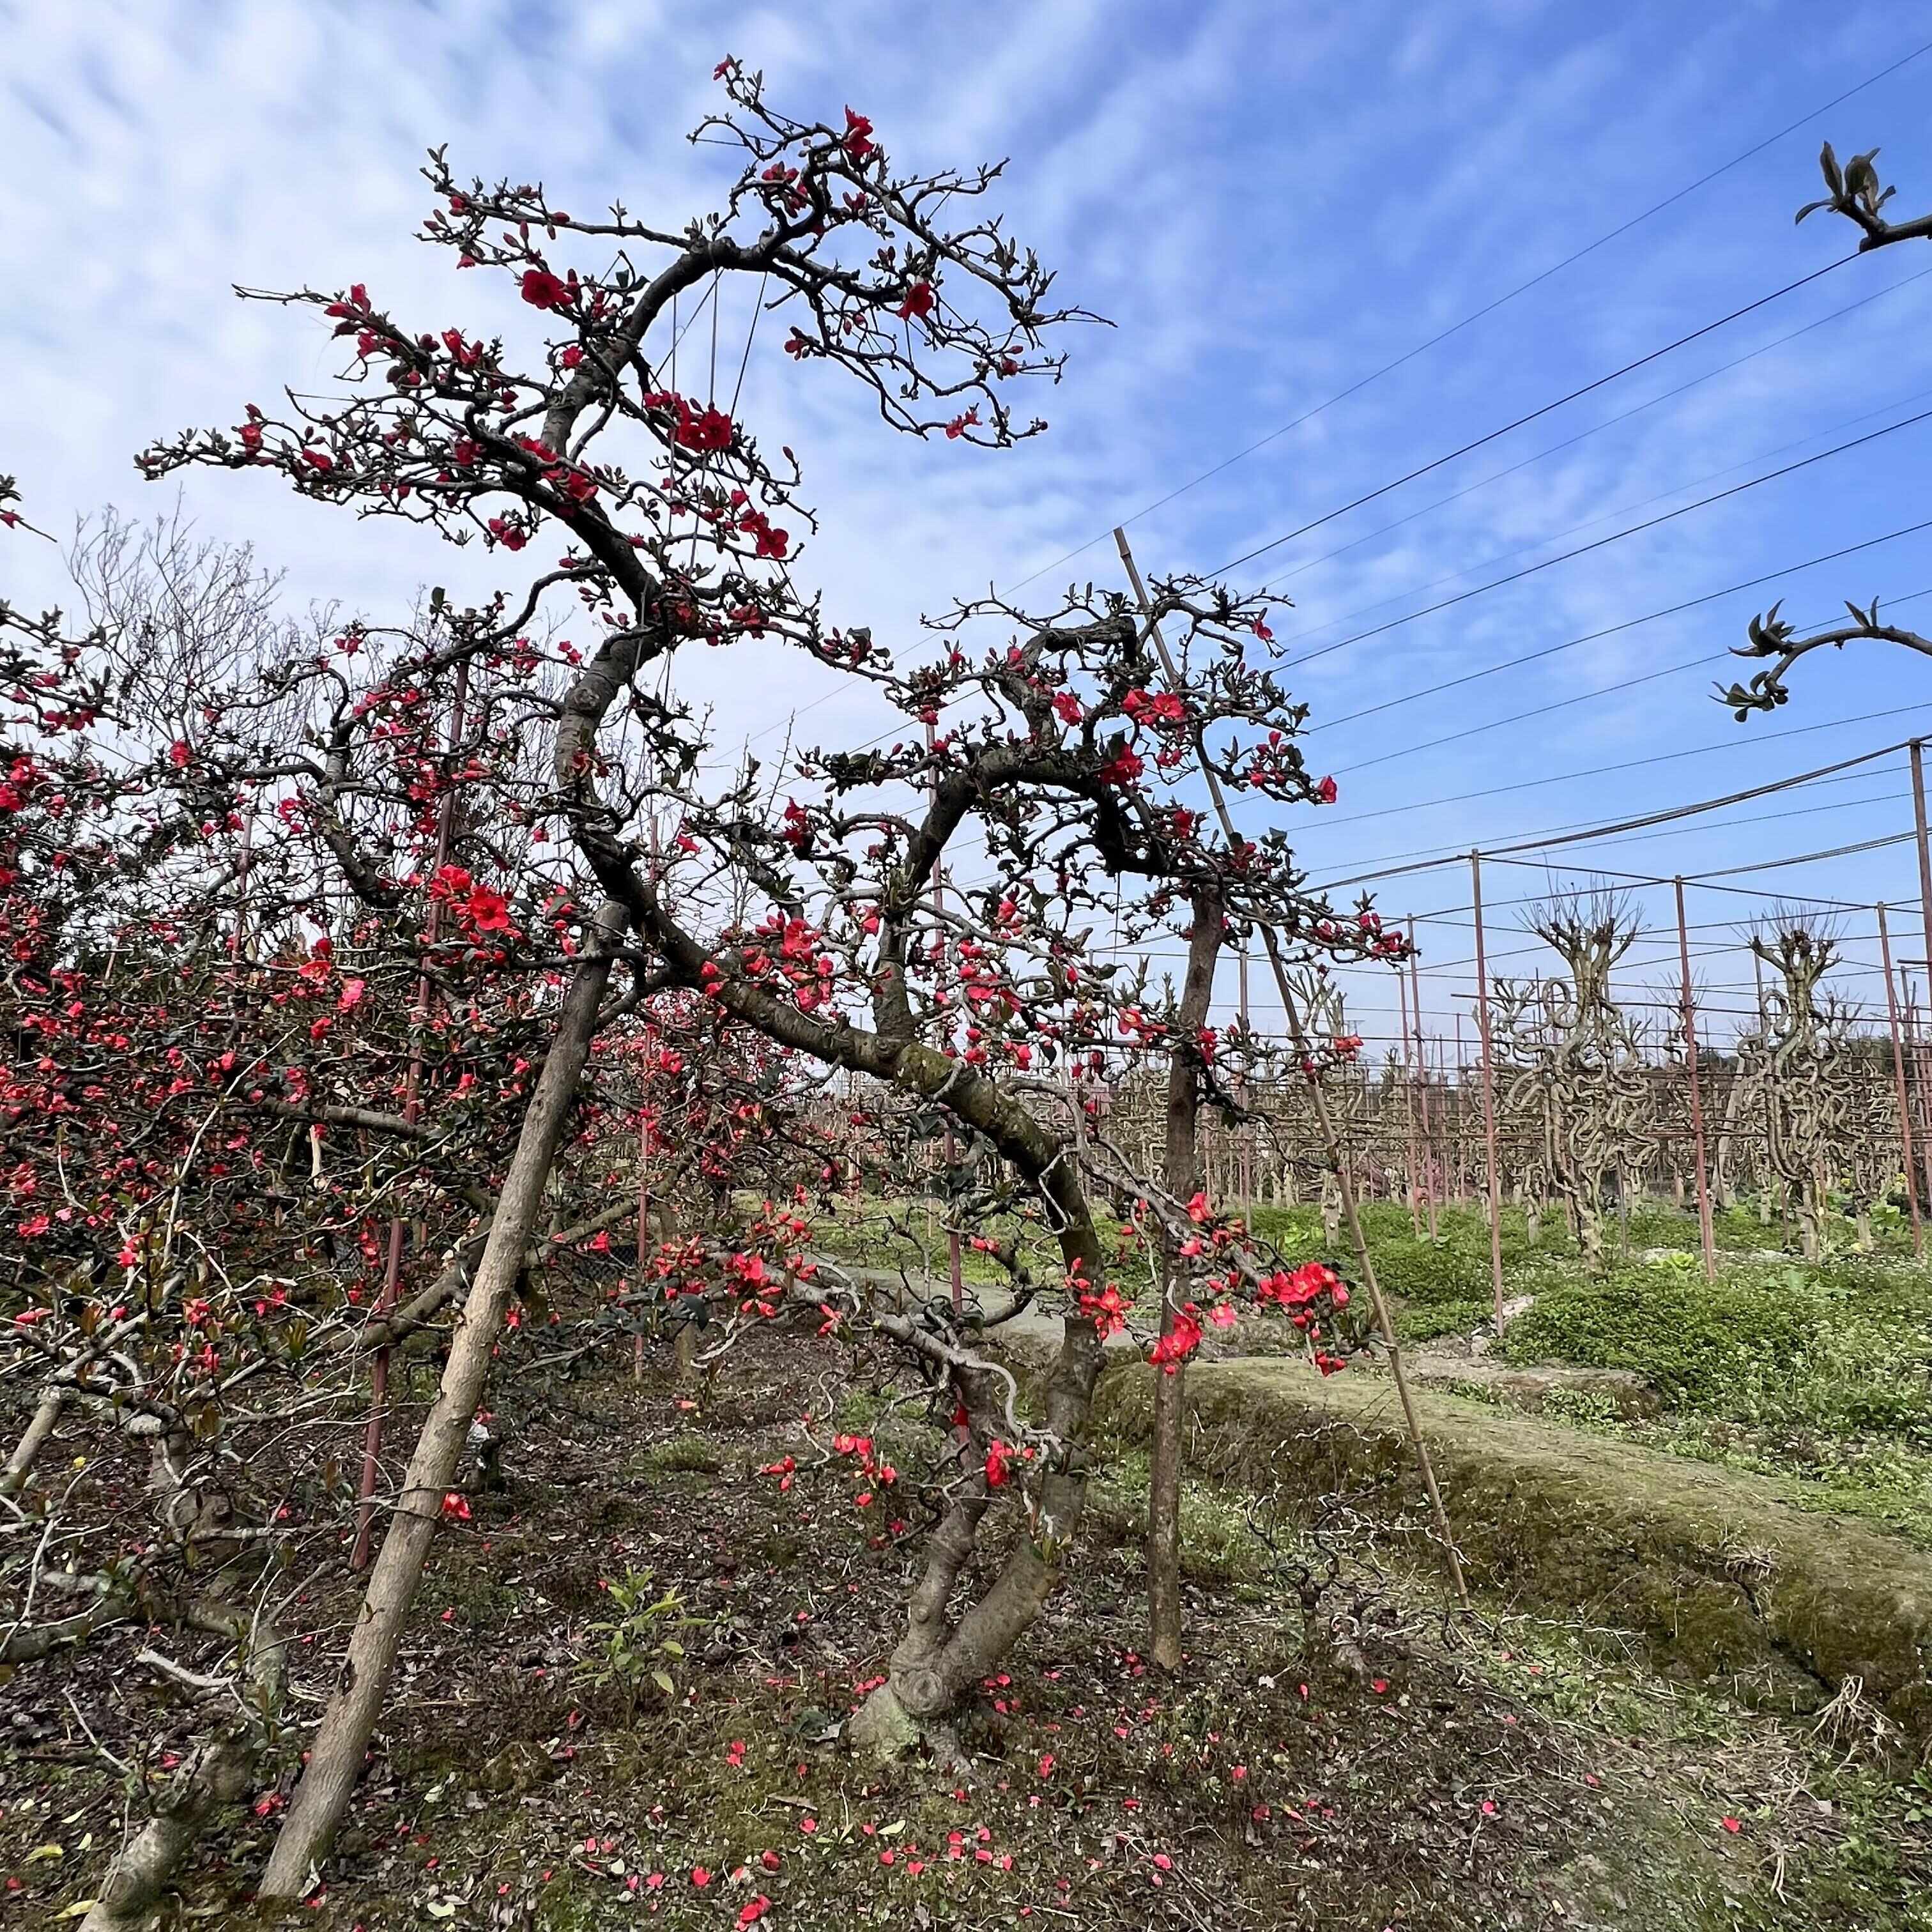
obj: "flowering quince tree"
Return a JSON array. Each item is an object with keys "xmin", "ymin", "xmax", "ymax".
[
  {"xmin": 0, "ymin": 499, "xmax": 857, "ymax": 1927},
  {"xmin": 1, "ymin": 63, "xmax": 1412, "ymax": 1897}
]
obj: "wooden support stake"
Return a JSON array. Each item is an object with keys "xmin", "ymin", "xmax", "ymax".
[
  {"xmin": 1397, "ymin": 956, "xmax": 1423, "ymax": 1236},
  {"xmin": 1116, "ymin": 527, "xmax": 1468, "ymax": 1611},
  {"xmin": 1408, "ymin": 921, "xmax": 1438, "ymax": 1241},
  {"xmin": 926, "ymin": 717, "xmax": 965, "ymax": 1319}
]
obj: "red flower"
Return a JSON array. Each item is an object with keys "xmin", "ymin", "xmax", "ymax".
[
  {"xmin": 440, "ymin": 1491, "xmax": 471, "ymax": 1521},
  {"xmin": 464, "ymin": 885, "xmax": 512, "ymax": 932},
  {"xmin": 1315, "ymin": 775, "xmax": 1337, "ymax": 804},
  {"xmin": 985, "ymin": 1440, "xmax": 1013, "ymax": 1488},
  {"xmin": 519, "ymin": 268, "xmax": 571, "ymax": 310},
  {"xmin": 896, "ymin": 279, "xmax": 936, "ymax": 322},
  {"xmin": 1052, "ymin": 691, "xmax": 1083, "ymax": 726},
  {"xmin": 1149, "ymin": 1313, "xmax": 1202, "ymax": 1371},
  {"xmin": 843, "ymin": 107, "xmax": 876, "ymax": 162}
]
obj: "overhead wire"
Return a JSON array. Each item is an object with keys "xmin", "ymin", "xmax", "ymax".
[
  {"xmin": 1316, "ymin": 738, "xmax": 1915, "ymax": 890},
  {"xmin": 1261, "ymin": 289, "xmax": 1932, "ymax": 638},
  {"xmin": 1275, "ymin": 406, "xmax": 1932, "ymax": 686},
  {"xmin": 1208, "ymin": 260, "xmax": 1860, "ymax": 584},
  {"xmin": 1000, "ymin": 36, "xmax": 1932, "ymax": 598}
]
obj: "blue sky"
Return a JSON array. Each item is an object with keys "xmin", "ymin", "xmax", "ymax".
[{"xmin": 7, "ymin": 0, "xmax": 1932, "ymax": 1050}]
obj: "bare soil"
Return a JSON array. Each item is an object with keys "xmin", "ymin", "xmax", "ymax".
[{"xmin": 4, "ymin": 1325, "xmax": 1928, "ymax": 1930}]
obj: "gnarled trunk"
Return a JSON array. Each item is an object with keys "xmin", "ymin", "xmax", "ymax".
[{"xmin": 850, "ymin": 1303, "xmax": 1106, "ymax": 1758}]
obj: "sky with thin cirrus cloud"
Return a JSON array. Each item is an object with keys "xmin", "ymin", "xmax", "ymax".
[{"xmin": 6, "ymin": 0, "xmax": 1932, "ymax": 1041}]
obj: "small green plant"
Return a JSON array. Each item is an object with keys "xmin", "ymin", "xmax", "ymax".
[{"xmin": 578, "ymin": 1567, "xmax": 702, "ymax": 1720}]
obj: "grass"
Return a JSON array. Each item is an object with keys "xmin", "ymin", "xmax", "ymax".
[
  {"xmin": 1227, "ymin": 1195, "xmax": 1932, "ymax": 1547},
  {"xmin": 806, "ymin": 1184, "xmax": 1932, "ymax": 1544}
]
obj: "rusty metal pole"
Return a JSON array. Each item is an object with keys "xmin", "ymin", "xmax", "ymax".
[
  {"xmin": 1673, "ymin": 878, "xmax": 1717, "ymax": 1284},
  {"xmin": 1408, "ymin": 922, "xmax": 1438, "ymax": 1241},
  {"xmin": 353, "ymin": 656, "xmax": 470, "ymax": 1570},
  {"xmin": 1470, "ymin": 854, "xmax": 1506, "ymax": 1333},
  {"xmin": 1913, "ymin": 744, "xmax": 1932, "ymax": 1033},
  {"xmin": 1876, "ymin": 903, "xmax": 1924, "ymax": 1257},
  {"xmin": 1908, "ymin": 976, "xmax": 1932, "ymax": 1222},
  {"xmin": 1397, "ymin": 958, "xmax": 1423, "ymax": 1236}
]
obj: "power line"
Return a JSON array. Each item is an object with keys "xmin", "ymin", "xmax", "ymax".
[
  {"xmin": 1312, "ymin": 771, "xmax": 1918, "ymax": 915},
  {"xmin": 1261, "ymin": 289, "xmax": 1932, "ymax": 637},
  {"xmin": 1207, "ymin": 258, "xmax": 1857, "ymax": 583},
  {"xmin": 1278, "ymin": 407, "xmax": 1932, "ymax": 680},
  {"xmin": 999, "ymin": 37, "xmax": 1932, "ymax": 598},
  {"xmin": 1328, "ymin": 595, "xmax": 1932, "ymax": 778},
  {"xmin": 1300, "ymin": 673, "xmax": 1932, "ymax": 836},
  {"xmin": 1317, "ymin": 737, "xmax": 1913, "ymax": 890}
]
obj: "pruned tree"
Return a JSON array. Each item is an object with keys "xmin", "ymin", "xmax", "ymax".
[
  {"xmin": 1504, "ymin": 889, "xmax": 1646, "ymax": 1269},
  {"xmin": 1738, "ymin": 912, "xmax": 1846, "ymax": 1259}
]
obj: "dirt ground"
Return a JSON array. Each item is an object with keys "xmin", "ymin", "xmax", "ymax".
[{"xmin": 4, "ymin": 1324, "xmax": 1929, "ymax": 1931}]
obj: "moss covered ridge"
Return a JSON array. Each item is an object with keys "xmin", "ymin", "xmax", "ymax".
[{"xmin": 1084, "ymin": 1350, "xmax": 1932, "ymax": 1743}]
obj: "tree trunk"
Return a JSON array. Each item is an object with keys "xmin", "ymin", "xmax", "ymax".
[
  {"xmin": 849, "ymin": 1306, "xmax": 1105, "ymax": 1758},
  {"xmin": 1149, "ymin": 885, "xmax": 1221, "ymax": 1673},
  {"xmin": 1, "ymin": 1387, "xmax": 66, "ymax": 1499},
  {"xmin": 82, "ymin": 1598, "xmax": 286, "ymax": 1932},
  {"xmin": 259, "ymin": 903, "xmax": 627, "ymax": 1896}
]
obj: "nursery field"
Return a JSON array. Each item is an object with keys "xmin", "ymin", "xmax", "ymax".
[
  {"xmin": 6, "ymin": 1323, "xmax": 1932, "ymax": 1932},
  {"xmin": 815, "ymin": 1192, "xmax": 1932, "ymax": 1551},
  {"xmin": 16, "ymin": 20, "xmax": 1932, "ymax": 1929}
]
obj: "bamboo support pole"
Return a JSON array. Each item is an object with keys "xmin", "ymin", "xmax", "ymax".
[{"xmin": 1116, "ymin": 527, "xmax": 1469, "ymax": 1611}]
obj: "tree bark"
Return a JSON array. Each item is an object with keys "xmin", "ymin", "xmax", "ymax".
[
  {"xmin": 1, "ymin": 1387, "xmax": 66, "ymax": 1499},
  {"xmin": 1149, "ymin": 884, "xmax": 1221, "ymax": 1673},
  {"xmin": 258, "ymin": 902, "xmax": 628, "ymax": 1896},
  {"xmin": 80, "ymin": 1598, "xmax": 286, "ymax": 1932}
]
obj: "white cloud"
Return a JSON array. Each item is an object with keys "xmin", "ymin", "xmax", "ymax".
[{"xmin": 6, "ymin": 0, "xmax": 1932, "ymax": 993}]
